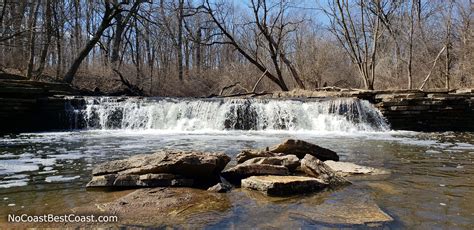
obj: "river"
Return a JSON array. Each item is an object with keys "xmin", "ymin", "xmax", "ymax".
[{"xmin": 0, "ymin": 97, "xmax": 473, "ymax": 228}]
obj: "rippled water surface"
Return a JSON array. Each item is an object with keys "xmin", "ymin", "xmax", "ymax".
[{"xmin": 0, "ymin": 130, "xmax": 473, "ymax": 228}]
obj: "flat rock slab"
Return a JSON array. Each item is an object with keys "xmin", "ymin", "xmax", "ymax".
[
  {"xmin": 325, "ymin": 160, "xmax": 388, "ymax": 176},
  {"xmin": 241, "ymin": 154, "xmax": 300, "ymax": 171},
  {"xmin": 242, "ymin": 175, "xmax": 327, "ymax": 196},
  {"xmin": 221, "ymin": 164, "xmax": 289, "ymax": 184},
  {"xmin": 287, "ymin": 188, "xmax": 393, "ymax": 226},
  {"xmin": 236, "ymin": 150, "xmax": 276, "ymax": 163},
  {"xmin": 269, "ymin": 139, "xmax": 339, "ymax": 161}
]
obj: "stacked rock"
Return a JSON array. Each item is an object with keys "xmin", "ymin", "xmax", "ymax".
[
  {"xmin": 222, "ymin": 139, "xmax": 349, "ymax": 196},
  {"xmin": 87, "ymin": 150, "xmax": 230, "ymax": 188},
  {"xmin": 87, "ymin": 139, "xmax": 386, "ymax": 196}
]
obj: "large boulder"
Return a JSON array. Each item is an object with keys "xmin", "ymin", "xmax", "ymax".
[
  {"xmin": 92, "ymin": 150, "xmax": 230, "ymax": 178},
  {"xmin": 300, "ymin": 154, "xmax": 350, "ymax": 187},
  {"xmin": 236, "ymin": 150, "xmax": 276, "ymax": 164},
  {"xmin": 269, "ymin": 139, "xmax": 339, "ymax": 161},
  {"xmin": 241, "ymin": 175, "xmax": 327, "ymax": 196},
  {"xmin": 88, "ymin": 151, "xmax": 230, "ymax": 188},
  {"xmin": 241, "ymin": 154, "xmax": 300, "ymax": 171},
  {"xmin": 221, "ymin": 164, "xmax": 289, "ymax": 184},
  {"xmin": 324, "ymin": 160, "xmax": 388, "ymax": 177}
]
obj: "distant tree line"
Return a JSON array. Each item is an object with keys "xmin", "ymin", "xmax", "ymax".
[{"xmin": 0, "ymin": 0, "xmax": 472, "ymax": 96}]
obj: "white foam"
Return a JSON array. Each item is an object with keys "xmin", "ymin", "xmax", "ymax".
[
  {"xmin": 38, "ymin": 170, "xmax": 57, "ymax": 175},
  {"xmin": 70, "ymin": 97, "xmax": 389, "ymax": 132},
  {"xmin": 0, "ymin": 160, "xmax": 39, "ymax": 175},
  {"xmin": 45, "ymin": 175, "xmax": 80, "ymax": 183},
  {"xmin": 0, "ymin": 179, "xmax": 29, "ymax": 188}
]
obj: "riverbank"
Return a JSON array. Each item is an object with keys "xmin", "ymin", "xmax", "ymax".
[
  {"xmin": 0, "ymin": 77, "xmax": 473, "ymax": 133},
  {"xmin": 252, "ymin": 88, "xmax": 474, "ymax": 131}
]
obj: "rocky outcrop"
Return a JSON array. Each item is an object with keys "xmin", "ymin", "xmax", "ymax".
[
  {"xmin": 324, "ymin": 160, "xmax": 388, "ymax": 176},
  {"xmin": 85, "ymin": 139, "xmax": 386, "ymax": 198},
  {"xmin": 251, "ymin": 88, "xmax": 474, "ymax": 132},
  {"xmin": 269, "ymin": 139, "xmax": 339, "ymax": 161},
  {"xmin": 301, "ymin": 154, "xmax": 350, "ymax": 187},
  {"xmin": 236, "ymin": 139, "xmax": 339, "ymax": 166},
  {"xmin": 88, "ymin": 151, "xmax": 230, "ymax": 188},
  {"xmin": 221, "ymin": 164, "xmax": 289, "ymax": 184},
  {"xmin": 0, "ymin": 77, "xmax": 81, "ymax": 133},
  {"xmin": 374, "ymin": 90, "xmax": 474, "ymax": 131},
  {"xmin": 224, "ymin": 140, "xmax": 344, "ymax": 188},
  {"xmin": 241, "ymin": 175, "xmax": 327, "ymax": 196},
  {"xmin": 241, "ymin": 154, "xmax": 300, "ymax": 171}
]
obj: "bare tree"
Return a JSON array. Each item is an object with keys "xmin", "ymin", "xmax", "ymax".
[
  {"xmin": 34, "ymin": 0, "xmax": 53, "ymax": 79},
  {"xmin": 63, "ymin": 0, "xmax": 144, "ymax": 83},
  {"xmin": 26, "ymin": 0, "xmax": 40, "ymax": 79},
  {"xmin": 202, "ymin": 0, "xmax": 305, "ymax": 91},
  {"xmin": 322, "ymin": 0, "xmax": 383, "ymax": 90},
  {"xmin": 0, "ymin": 0, "xmax": 472, "ymax": 95}
]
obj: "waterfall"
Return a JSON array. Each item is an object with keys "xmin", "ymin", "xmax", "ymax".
[{"xmin": 66, "ymin": 97, "xmax": 390, "ymax": 132}]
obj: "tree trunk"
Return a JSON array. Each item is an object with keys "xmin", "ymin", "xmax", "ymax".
[
  {"xmin": 195, "ymin": 26, "xmax": 202, "ymax": 75},
  {"xmin": 444, "ymin": 1, "xmax": 453, "ymax": 90},
  {"xmin": 53, "ymin": 0, "xmax": 62, "ymax": 78},
  {"xmin": 63, "ymin": 5, "xmax": 118, "ymax": 83},
  {"xmin": 26, "ymin": 1, "xmax": 40, "ymax": 79},
  {"xmin": 204, "ymin": 1, "xmax": 289, "ymax": 91},
  {"xmin": 407, "ymin": 0, "xmax": 415, "ymax": 89},
  {"xmin": 177, "ymin": 0, "xmax": 184, "ymax": 81},
  {"xmin": 35, "ymin": 0, "xmax": 53, "ymax": 79}
]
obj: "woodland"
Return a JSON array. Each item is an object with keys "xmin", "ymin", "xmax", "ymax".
[{"xmin": 0, "ymin": 0, "xmax": 472, "ymax": 96}]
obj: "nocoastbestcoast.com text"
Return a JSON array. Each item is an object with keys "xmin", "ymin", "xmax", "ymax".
[{"xmin": 8, "ymin": 214, "xmax": 118, "ymax": 223}]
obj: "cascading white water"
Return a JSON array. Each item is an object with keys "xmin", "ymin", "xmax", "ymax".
[{"xmin": 67, "ymin": 97, "xmax": 390, "ymax": 132}]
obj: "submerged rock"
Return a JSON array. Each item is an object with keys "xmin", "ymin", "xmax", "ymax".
[
  {"xmin": 221, "ymin": 164, "xmax": 289, "ymax": 184},
  {"xmin": 236, "ymin": 150, "xmax": 276, "ymax": 164},
  {"xmin": 300, "ymin": 154, "xmax": 350, "ymax": 187},
  {"xmin": 89, "ymin": 173, "xmax": 194, "ymax": 188},
  {"xmin": 207, "ymin": 182, "xmax": 233, "ymax": 193},
  {"xmin": 74, "ymin": 187, "xmax": 231, "ymax": 227},
  {"xmin": 87, "ymin": 173, "xmax": 194, "ymax": 188},
  {"xmin": 286, "ymin": 188, "xmax": 393, "ymax": 226},
  {"xmin": 241, "ymin": 175, "xmax": 327, "ymax": 196},
  {"xmin": 269, "ymin": 139, "xmax": 339, "ymax": 161},
  {"xmin": 241, "ymin": 154, "xmax": 300, "ymax": 171},
  {"xmin": 92, "ymin": 150, "xmax": 230, "ymax": 177},
  {"xmin": 324, "ymin": 160, "xmax": 388, "ymax": 176}
]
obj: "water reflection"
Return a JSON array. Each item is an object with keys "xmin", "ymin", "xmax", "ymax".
[{"xmin": 0, "ymin": 130, "xmax": 473, "ymax": 228}]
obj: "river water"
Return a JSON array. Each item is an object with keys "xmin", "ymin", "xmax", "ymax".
[{"xmin": 0, "ymin": 97, "xmax": 473, "ymax": 228}]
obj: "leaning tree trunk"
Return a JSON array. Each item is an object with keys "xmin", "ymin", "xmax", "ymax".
[{"xmin": 63, "ymin": 5, "xmax": 117, "ymax": 84}]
